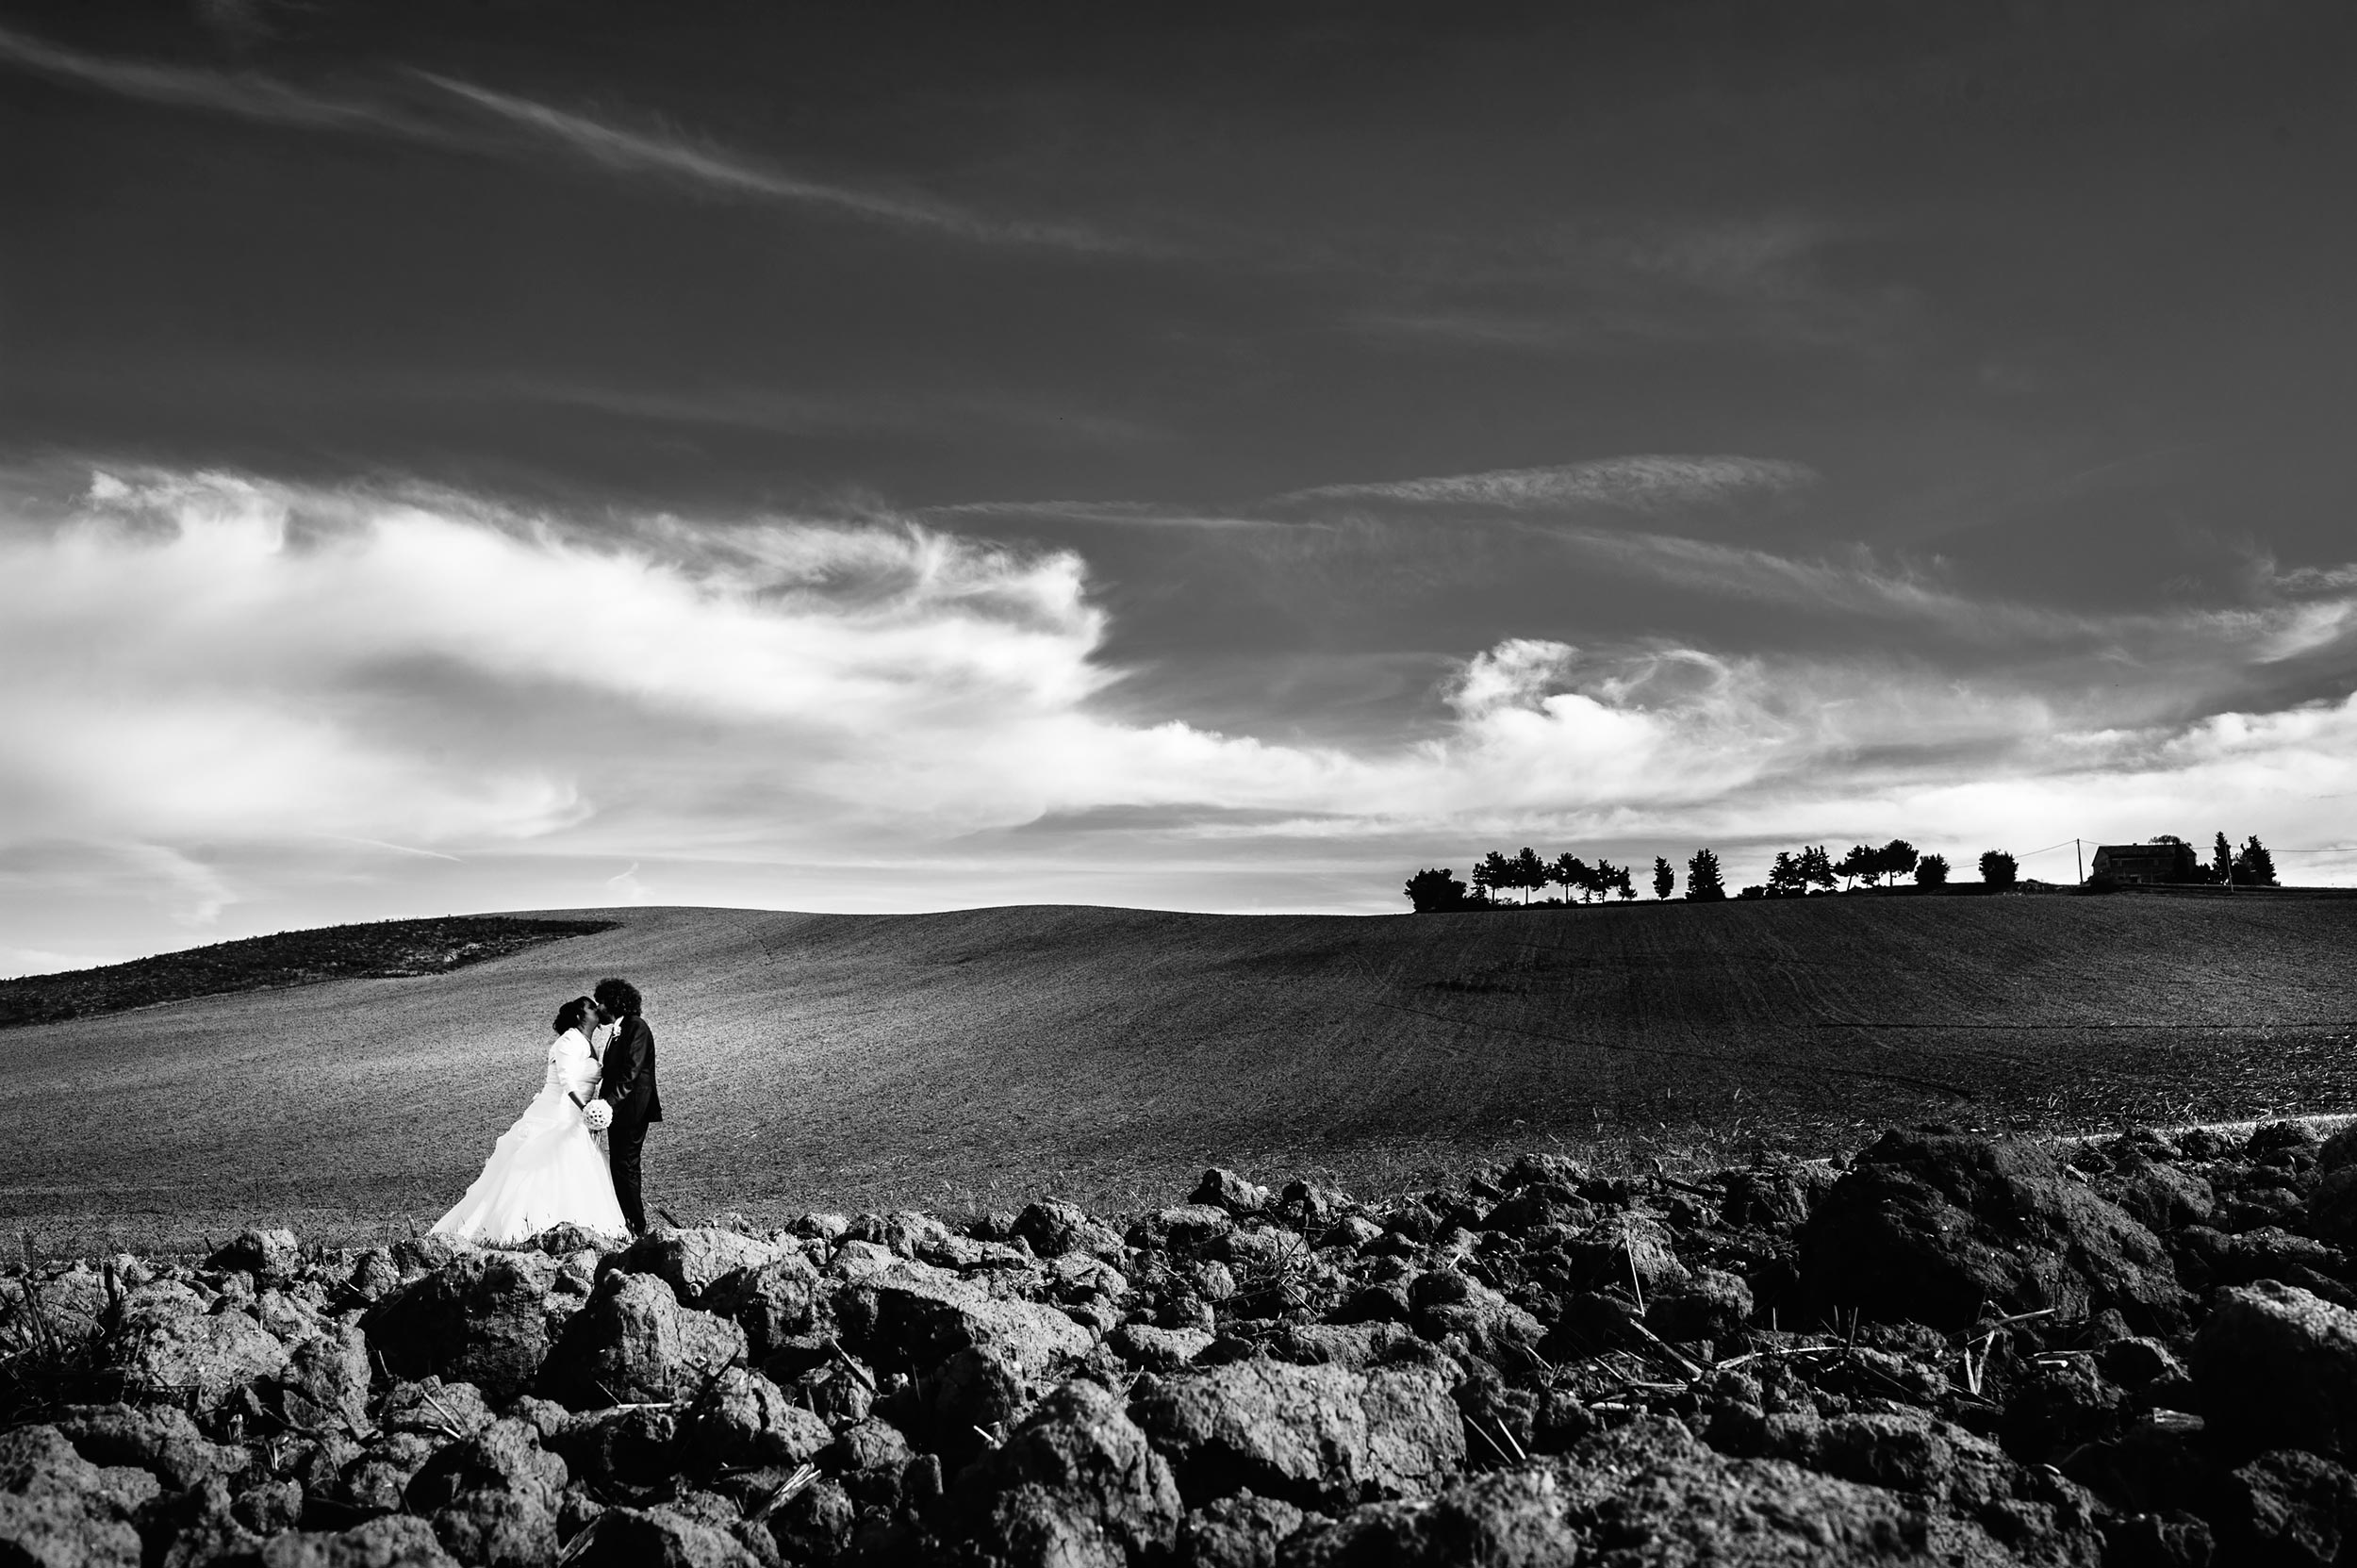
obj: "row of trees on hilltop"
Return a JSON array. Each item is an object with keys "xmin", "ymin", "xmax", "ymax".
[
  {"xmin": 1406, "ymin": 847, "xmax": 1713, "ymax": 911},
  {"xmin": 1408, "ymin": 841, "xmax": 2009, "ymax": 911},
  {"xmin": 1474, "ymin": 847, "xmax": 1637, "ymax": 903},
  {"xmin": 1743, "ymin": 841, "xmax": 2022, "ymax": 897},
  {"xmin": 1405, "ymin": 829, "xmax": 2283, "ymax": 913},
  {"xmin": 1750, "ymin": 840, "xmax": 1951, "ymax": 896}
]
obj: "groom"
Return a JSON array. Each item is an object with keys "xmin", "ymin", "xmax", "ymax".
[{"xmin": 593, "ymin": 976, "xmax": 662, "ymax": 1236}]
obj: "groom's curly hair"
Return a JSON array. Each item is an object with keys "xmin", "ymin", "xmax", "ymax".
[{"xmin": 593, "ymin": 977, "xmax": 643, "ymax": 1019}]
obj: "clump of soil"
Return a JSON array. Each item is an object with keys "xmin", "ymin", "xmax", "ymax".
[
  {"xmin": 5, "ymin": 1119, "xmax": 2357, "ymax": 1565},
  {"xmin": 0, "ymin": 916, "xmax": 618, "ymax": 1029}
]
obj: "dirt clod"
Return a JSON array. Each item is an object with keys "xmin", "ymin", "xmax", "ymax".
[{"xmin": 13, "ymin": 1120, "xmax": 2357, "ymax": 1564}]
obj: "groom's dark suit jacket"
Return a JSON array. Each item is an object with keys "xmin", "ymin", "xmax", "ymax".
[{"xmin": 598, "ymin": 1016, "xmax": 663, "ymax": 1129}]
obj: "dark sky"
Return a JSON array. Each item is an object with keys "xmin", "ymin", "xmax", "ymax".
[{"xmin": 4, "ymin": 1, "xmax": 2355, "ymax": 966}]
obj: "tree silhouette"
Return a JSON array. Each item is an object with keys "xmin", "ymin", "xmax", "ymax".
[
  {"xmin": 1510, "ymin": 847, "xmax": 1547, "ymax": 904},
  {"xmin": 1916, "ymin": 852, "xmax": 1950, "ymax": 887},
  {"xmin": 1609, "ymin": 862, "xmax": 1637, "ymax": 900},
  {"xmin": 1767, "ymin": 843, "xmax": 1854, "ymax": 894},
  {"xmin": 1473, "ymin": 850, "xmax": 1511, "ymax": 904},
  {"xmin": 1686, "ymin": 848, "xmax": 1727, "ymax": 901},
  {"xmin": 2234, "ymin": 834, "xmax": 2280, "ymax": 887},
  {"xmin": 2212, "ymin": 831, "xmax": 2235, "ymax": 885},
  {"xmin": 1878, "ymin": 839, "xmax": 1920, "ymax": 883},
  {"xmin": 1549, "ymin": 851, "xmax": 1591, "ymax": 904},
  {"xmin": 1979, "ymin": 849, "xmax": 2018, "ymax": 888},
  {"xmin": 1403, "ymin": 867, "xmax": 1471, "ymax": 913},
  {"xmin": 1652, "ymin": 856, "xmax": 1675, "ymax": 900}
]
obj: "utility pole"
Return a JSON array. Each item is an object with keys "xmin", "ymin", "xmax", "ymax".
[{"xmin": 2074, "ymin": 839, "xmax": 2083, "ymax": 884}]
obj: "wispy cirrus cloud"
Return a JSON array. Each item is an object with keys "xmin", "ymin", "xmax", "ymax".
[
  {"xmin": 952, "ymin": 480, "xmax": 2357, "ymax": 747},
  {"xmin": 1343, "ymin": 215, "xmax": 1920, "ymax": 356},
  {"xmin": 0, "ymin": 25, "xmax": 1129, "ymax": 254},
  {"xmin": 0, "ymin": 22, "xmax": 453, "ymax": 140},
  {"xmin": 490, "ymin": 377, "xmax": 1166, "ymax": 450},
  {"xmin": 1542, "ymin": 526, "xmax": 2357, "ymax": 668},
  {"xmin": 1288, "ymin": 454, "xmax": 1819, "ymax": 513},
  {"xmin": 411, "ymin": 73, "xmax": 1139, "ymax": 254},
  {"xmin": 922, "ymin": 500, "xmax": 1298, "ymax": 532}
]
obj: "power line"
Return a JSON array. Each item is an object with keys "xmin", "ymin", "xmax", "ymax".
[
  {"xmin": 2019, "ymin": 839, "xmax": 2356, "ymax": 857},
  {"xmin": 1996, "ymin": 835, "xmax": 2357, "ymax": 883}
]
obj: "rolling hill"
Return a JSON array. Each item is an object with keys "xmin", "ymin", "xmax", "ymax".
[{"xmin": 8, "ymin": 895, "xmax": 2356, "ymax": 1253}]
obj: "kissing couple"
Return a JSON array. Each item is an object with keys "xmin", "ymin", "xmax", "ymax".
[{"xmin": 431, "ymin": 976, "xmax": 664, "ymax": 1246}]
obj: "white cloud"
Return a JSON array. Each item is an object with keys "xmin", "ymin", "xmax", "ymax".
[
  {"xmin": 1779, "ymin": 692, "xmax": 2357, "ymax": 889},
  {"xmin": 0, "ymin": 839, "xmax": 241, "ymax": 935},
  {"xmin": 0, "ymin": 471, "xmax": 1129, "ymax": 848},
  {"xmin": 0, "ymin": 465, "xmax": 2351, "ymax": 953},
  {"xmin": 1290, "ymin": 454, "xmax": 1818, "ymax": 512}
]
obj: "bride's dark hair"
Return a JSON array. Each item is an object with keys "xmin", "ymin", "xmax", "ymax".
[{"xmin": 552, "ymin": 997, "xmax": 595, "ymax": 1034}]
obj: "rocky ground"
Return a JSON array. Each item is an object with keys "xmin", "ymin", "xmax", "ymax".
[{"xmin": 8, "ymin": 1122, "xmax": 2357, "ymax": 1566}]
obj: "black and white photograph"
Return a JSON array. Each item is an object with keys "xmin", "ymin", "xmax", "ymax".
[{"xmin": 4, "ymin": 3, "xmax": 2356, "ymax": 1562}]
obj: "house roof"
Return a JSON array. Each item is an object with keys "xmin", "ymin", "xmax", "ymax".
[{"xmin": 2092, "ymin": 843, "xmax": 2198, "ymax": 870}]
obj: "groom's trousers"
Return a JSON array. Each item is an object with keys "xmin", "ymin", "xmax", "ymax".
[{"xmin": 609, "ymin": 1122, "xmax": 650, "ymax": 1235}]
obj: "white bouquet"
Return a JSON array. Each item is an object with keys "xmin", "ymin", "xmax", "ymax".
[{"xmin": 582, "ymin": 1100, "xmax": 614, "ymax": 1132}]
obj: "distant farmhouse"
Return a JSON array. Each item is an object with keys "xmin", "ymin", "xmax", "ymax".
[{"xmin": 2089, "ymin": 841, "xmax": 2199, "ymax": 885}]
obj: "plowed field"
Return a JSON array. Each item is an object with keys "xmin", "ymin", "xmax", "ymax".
[{"xmin": 8, "ymin": 895, "xmax": 2355, "ymax": 1251}]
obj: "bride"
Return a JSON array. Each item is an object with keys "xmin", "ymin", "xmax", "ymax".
[{"xmin": 433, "ymin": 996, "xmax": 631, "ymax": 1245}]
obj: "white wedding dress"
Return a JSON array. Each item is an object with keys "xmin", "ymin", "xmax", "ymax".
[{"xmin": 433, "ymin": 1026, "xmax": 631, "ymax": 1245}]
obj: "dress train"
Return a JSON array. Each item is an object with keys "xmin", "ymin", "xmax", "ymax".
[{"xmin": 432, "ymin": 1026, "xmax": 630, "ymax": 1245}]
